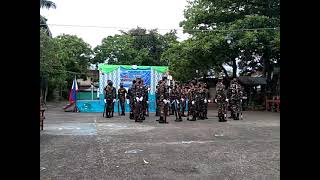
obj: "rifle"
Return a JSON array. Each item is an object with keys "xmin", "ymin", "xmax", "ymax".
[
  {"xmin": 103, "ymin": 99, "xmax": 106, "ymax": 117},
  {"xmin": 224, "ymin": 98, "xmax": 228, "ymax": 120},
  {"xmin": 146, "ymin": 100, "xmax": 149, "ymax": 117},
  {"xmin": 172, "ymin": 100, "xmax": 177, "ymax": 119},
  {"xmin": 240, "ymin": 99, "xmax": 243, "ymax": 120},
  {"xmin": 111, "ymin": 101, "xmax": 114, "ymax": 117},
  {"xmin": 118, "ymin": 99, "xmax": 120, "ymax": 116},
  {"xmin": 164, "ymin": 100, "xmax": 168, "ymax": 123},
  {"xmin": 175, "ymin": 99, "xmax": 182, "ymax": 120},
  {"xmin": 186, "ymin": 99, "xmax": 190, "ymax": 120}
]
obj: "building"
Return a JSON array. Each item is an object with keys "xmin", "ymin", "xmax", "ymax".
[{"xmin": 76, "ymin": 70, "xmax": 99, "ymax": 100}]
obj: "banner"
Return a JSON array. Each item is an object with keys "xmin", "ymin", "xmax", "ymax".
[{"xmin": 120, "ymin": 67, "xmax": 151, "ymax": 88}]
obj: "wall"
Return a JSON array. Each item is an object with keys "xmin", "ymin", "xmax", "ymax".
[{"xmin": 77, "ymin": 92, "xmax": 98, "ymax": 100}]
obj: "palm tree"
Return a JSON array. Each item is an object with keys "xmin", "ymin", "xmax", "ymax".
[
  {"xmin": 40, "ymin": 0, "xmax": 56, "ymax": 9},
  {"xmin": 40, "ymin": 0, "xmax": 56, "ymax": 102},
  {"xmin": 40, "ymin": 0, "xmax": 56, "ymax": 37}
]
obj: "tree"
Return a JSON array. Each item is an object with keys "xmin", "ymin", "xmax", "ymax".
[
  {"xmin": 40, "ymin": 0, "xmax": 56, "ymax": 9},
  {"xmin": 54, "ymin": 34, "xmax": 93, "ymax": 81},
  {"xmin": 40, "ymin": 0, "xmax": 56, "ymax": 36},
  {"xmin": 178, "ymin": 0, "xmax": 280, "ymax": 91},
  {"xmin": 40, "ymin": 29, "xmax": 65, "ymax": 102},
  {"xmin": 93, "ymin": 27, "xmax": 178, "ymax": 66}
]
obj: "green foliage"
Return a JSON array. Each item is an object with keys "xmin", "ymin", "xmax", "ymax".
[
  {"xmin": 93, "ymin": 27, "xmax": 178, "ymax": 66},
  {"xmin": 54, "ymin": 34, "xmax": 93, "ymax": 91},
  {"xmin": 40, "ymin": 31, "xmax": 94, "ymax": 100},
  {"xmin": 166, "ymin": 0, "xmax": 280, "ymax": 79},
  {"xmin": 40, "ymin": 0, "xmax": 56, "ymax": 37},
  {"xmin": 55, "ymin": 34, "xmax": 93, "ymax": 77},
  {"xmin": 40, "ymin": 29, "xmax": 65, "ymax": 80},
  {"xmin": 40, "ymin": 0, "xmax": 56, "ymax": 9}
]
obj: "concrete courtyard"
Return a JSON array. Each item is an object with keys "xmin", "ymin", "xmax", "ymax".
[{"xmin": 40, "ymin": 103, "xmax": 280, "ymax": 180}]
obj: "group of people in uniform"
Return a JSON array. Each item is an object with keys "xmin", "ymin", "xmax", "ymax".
[
  {"xmin": 103, "ymin": 78, "xmax": 149, "ymax": 122},
  {"xmin": 155, "ymin": 75, "xmax": 210, "ymax": 123},
  {"xmin": 215, "ymin": 77, "xmax": 244, "ymax": 122},
  {"xmin": 103, "ymin": 75, "xmax": 244, "ymax": 123}
]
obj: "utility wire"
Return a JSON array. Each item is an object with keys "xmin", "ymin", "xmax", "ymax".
[{"xmin": 40, "ymin": 23, "xmax": 279, "ymax": 32}]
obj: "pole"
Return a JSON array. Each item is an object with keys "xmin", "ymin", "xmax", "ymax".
[{"xmin": 91, "ymin": 84, "xmax": 94, "ymax": 100}]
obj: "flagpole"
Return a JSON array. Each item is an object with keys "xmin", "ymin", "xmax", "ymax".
[{"xmin": 74, "ymin": 75, "xmax": 79, "ymax": 112}]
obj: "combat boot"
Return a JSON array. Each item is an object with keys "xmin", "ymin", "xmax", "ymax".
[
  {"xmin": 129, "ymin": 112, "xmax": 134, "ymax": 119},
  {"xmin": 159, "ymin": 116, "xmax": 164, "ymax": 123},
  {"xmin": 175, "ymin": 116, "xmax": 182, "ymax": 122},
  {"xmin": 234, "ymin": 113, "xmax": 240, "ymax": 120}
]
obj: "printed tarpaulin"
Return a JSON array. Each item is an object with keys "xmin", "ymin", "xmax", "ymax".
[
  {"xmin": 98, "ymin": 64, "xmax": 169, "ymax": 74},
  {"xmin": 77, "ymin": 64, "xmax": 169, "ymax": 112}
]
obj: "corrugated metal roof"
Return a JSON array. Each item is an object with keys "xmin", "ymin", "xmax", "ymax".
[{"xmin": 238, "ymin": 76, "xmax": 267, "ymax": 85}]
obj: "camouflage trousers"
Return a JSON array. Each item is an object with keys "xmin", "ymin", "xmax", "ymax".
[
  {"xmin": 217, "ymin": 101, "xmax": 227, "ymax": 114},
  {"xmin": 229, "ymin": 100, "xmax": 241, "ymax": 113},
  {"xmin": 119, "ymin": 98, "xmax": 125, "ymax": 113}
]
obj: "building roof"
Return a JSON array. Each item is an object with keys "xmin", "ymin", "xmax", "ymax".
[{"xmin": 238, "ymin": 76, "xmax": 267, "ymax": 85}]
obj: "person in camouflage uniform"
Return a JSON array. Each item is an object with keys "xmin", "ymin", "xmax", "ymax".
[
  {"xmin": 141, "ymin": 81, "xmax": 149, "ymax": 117},
  {"xmin": 133, "ymin": 79, "xmax": 145, "ymax": 122},
  {"xmin": 187, "ymin": 81, "xmax": 197, "ymax": 121},
  {"xmin": 110, "ymin": 82, "xmax": 117, "ymax": 117},
  {"xmin": 227, "ymin": 78, "xmax": 243, "ymax": 120},
  {"xmin": 155, "ymin": 80, "xmax": 162, "ymax": 117},
  {"xmin": 203, "ymin": 83, "xmax": 210, "ymax": 119},
  {"xmin": 127, "ymin": 80, "xmax": 136, "ymax": 120},
  {"xmin": 158, "ymin": 76, "xmax": 169, "ymax": 123},
  {"xmin": 197, "ymin": 83, "xmax": 208, "ymax": 120},
  {"xmin": 193, "ymin": 83, "xmax": 201, "ymax": 120},
  {"xmin": 171, "ymin": 84, "xmax": 182, "ymax": 122},
  {"xmin": 104, "ymin": 81, "xmax": 116, "ymax": 118},
  {"xmin": 117, "ymin": 83, "xmax": 127, "ymax": 116},
  {"xmin": 169, "ymin": 84, "xmax": 176, "ymax": 115},
  {"xmin": 215, "ymin": 77, "xmax": 227, "ymax": 122},
  {"xmin": 180, "ymin": 85, "xmax": 188, "ymax": 117}
]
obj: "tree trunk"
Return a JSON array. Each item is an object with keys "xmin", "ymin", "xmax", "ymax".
[
  {"xmin": 232, "ymin": 59, "xmax": 237, "ymax": 78},
  {"xmin": 220, "ymin": 65, "xmax": 229, "ymax": 79},
  {"xmin": 40, "ymin": 88, "xmax": 43, "ymax": 100},
  {"xmin": 44, "ymin": 86, "xmax": 48, "ymax": 103},
  {"xmin": 202, "ymin": 72, "xmax": 207, "ymax": 84}
]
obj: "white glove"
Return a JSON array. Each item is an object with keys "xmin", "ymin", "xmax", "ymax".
[
  {"xmin": 113, "ymin": 99, "xmax": 116, "ymax": 103},
  {"xmin": 204, "ymin": 99, "xmax": 207, "ymax": 103},
  {"xmin": 136, "ymin": 97, "xmax": 140, "ymax": 101},
  {"xmin": 214, "ymin": 99, "xmax": 217, "ymax": 103},
  {"xmin": 147, "ymin": 101, "xmax": 149, "ymax": 104},
  {"xmin": 208, "ymin": 100, "xmax": 211, "ymax": 103},
  {"xmin": 139, "ymin": 97, "xmax": 143, "ymax": 101},
  {"xmin": 126, "ymin": 99, "xmax": 129, "ymax": 104},
  {"xmin": 226, "ymin": 99, "xmax": 229, "ymax": 102},
  {"xmin": 148, "ymin": 87, "xmax": 151, "ymax": 91},
  {"xmin": 163, "ymin": 99, "xmax": 166, "ymax": 103},
  {"xmin": 104, "ymin": 99, "xmax": 106, "ymax": 103},
  {"xmin": 192, "ymin": 101, "xmax": 195, "ymax": 105},
  {"xmin": 177, "ymin": 100, "xmax": 179, "ymax": 104},
  {"xmin": 181, "ymin": 98, "xmax": 184, "ymax": 101}
]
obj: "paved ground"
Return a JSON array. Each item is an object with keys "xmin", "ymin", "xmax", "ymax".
[{"xmin": 40, "ymin": 103, "xmax": 280, "ymax": 180}]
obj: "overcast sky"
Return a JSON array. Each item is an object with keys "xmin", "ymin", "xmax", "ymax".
[{"xmin": 40, "ymin": 0, "xmax": 190, "ymax": 48}]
